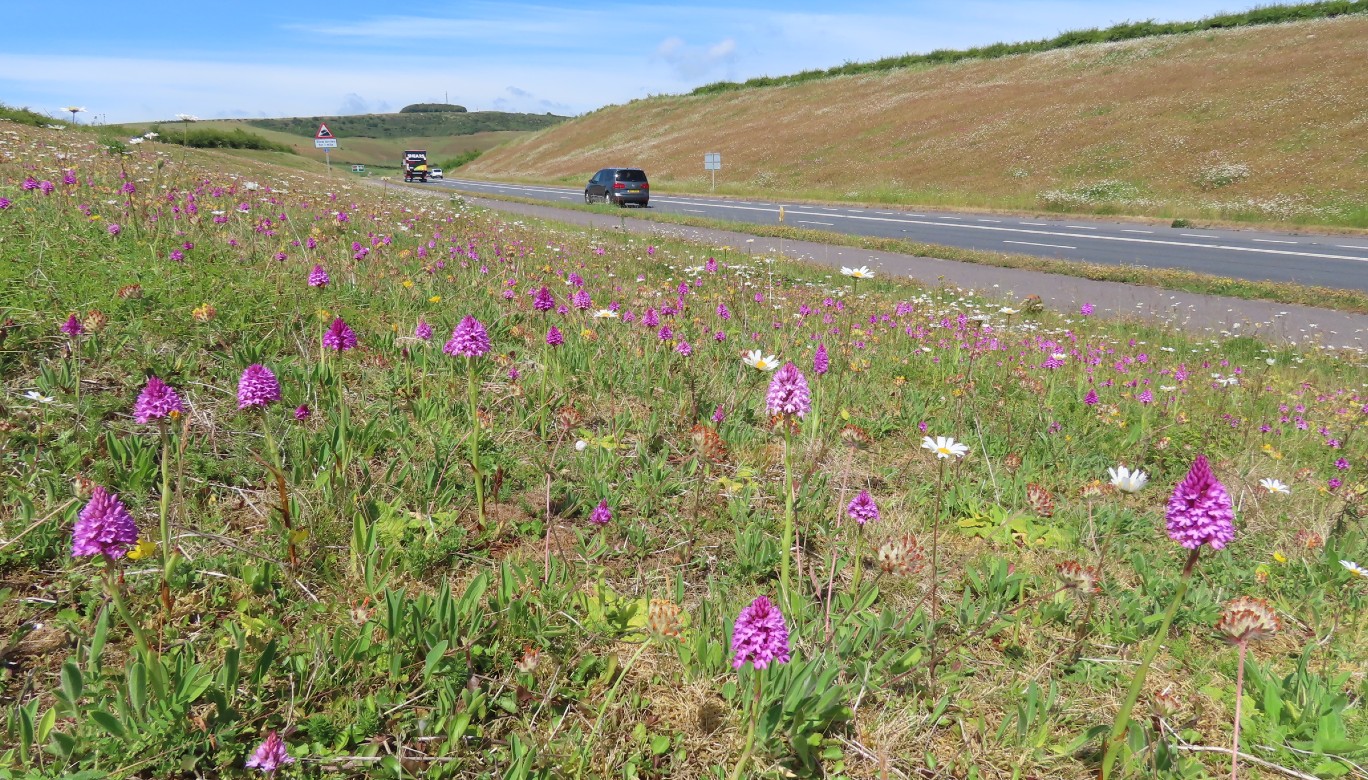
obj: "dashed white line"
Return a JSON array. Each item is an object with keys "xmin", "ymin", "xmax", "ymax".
[
  {"xmin": 1065, "ymin": 225, "xmax": 1098, "ymax": 230},
  {"xmin": 977, "ymin": 218, "xmax": 1001, "ymax": 223},
  {"xmin": 797, "ymin": 220, "xmax": 834, "ymax": 226},
  {"xmin": 938, "ymin": 215, "xmax": 964, "ymax": 220},
  {"xmin": 1005, "ymin": 240, "xmax": 1076, "ymax": 249},
  {"xmin": 1181, "ymin": 233, "xmax": 1221, "ymax": 238},
  {"xmin": 1121, "ymin": 229, "xmax": 1154, "ymax": 234},
  {"xmin": 1252, "ymin": 239, "xmax": 1297, "ymax": 244},
  {"xmin": 683, "ymin": 209, "xmax": 706, "ymax": 213},
  {"xmin": 442, "ymin": 181, "xmax": 1368, "ymax": 265}
]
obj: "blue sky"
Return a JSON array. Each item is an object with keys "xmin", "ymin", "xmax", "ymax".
[{"xmin": 4, "ymin": 0, "xmax": 1261, "ymax": 124}]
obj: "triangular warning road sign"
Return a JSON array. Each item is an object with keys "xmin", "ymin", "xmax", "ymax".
[{"xmin": 316, "ymin": 123, "xmax": 334, "ymax": 139}]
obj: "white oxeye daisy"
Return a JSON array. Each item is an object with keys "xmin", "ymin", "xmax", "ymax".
[
  {"xmin": 743, "ymin": 350, "xmax": 780, "ymax": 371},
  {"xmin": 841, "ymin": 266, "xmax": 874, "ymax": 279},
  {"xmin": 921, "ymin": 435, "xmax": 968, "ymax": 460},
  {"xmin": 1342, "ymin": 560, "xmax": 1368, "ymax": 578},
  {"xmin": 1108, "ymin": 465, "xmax": 1148, "ymax": 493},
  {"xmin": 1259, "ymin": 478, "xmax": 1290, "ymax": 495}
]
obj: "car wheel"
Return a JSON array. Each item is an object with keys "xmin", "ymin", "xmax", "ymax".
[
  {"xmin": 585, "ymin": 190, "xmax": 592, "ymax": 204},
  {"xmin": 603, "ymin": 193, "xmax": 614, "ymax": 206}
]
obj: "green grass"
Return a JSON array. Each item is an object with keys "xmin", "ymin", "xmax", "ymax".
[
  {"xmin": 439, "ymin": 188, "xmax": 1368, "ymax": 314},
  {"xmin": 690, "ymin": 0, "xmax": 1368, "ymax": 95},
  {"xmin": 0, "ymin": 104, "xmax": 63, "ymax": 128},
  {"xmin": 3, "ymin": 123, "xmax": 1366, "ymax": 780}
]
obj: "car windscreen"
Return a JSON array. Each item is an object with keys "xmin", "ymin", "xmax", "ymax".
[{"xmin": 615, "ymin": 170, "xmax": 647, "ymax": 182}]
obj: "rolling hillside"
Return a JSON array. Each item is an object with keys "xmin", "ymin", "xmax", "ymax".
[
  {"xmin": 466, "ymin": 15, "xmax": 1368, "ymax": 227},
  {"xmin": 107, "ymin": 115, "xmax": 553, "ymax": 172}
]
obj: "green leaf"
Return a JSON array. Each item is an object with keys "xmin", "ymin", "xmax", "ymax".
[
  {"xmin": 87, "ymin": 605, "xmax": 109, "ymax": 676},
  {"xmin": 89, "ymin": 711, "xmax": 128, "ymax": 741},
  {"xmin": 423, "ymin": 640, "xmax": 449, "ymax": 681},
  {"xmin": 649, "ymin": 734, "xmax": 671, "ymax": 756},
  {"xmin": 60, "ymin": 661, "xmax": 83, "ymax": 710},
  {"xmin": 128, "ymin": 662, "xmax": 147, "ymax": 713},
  {"xmin": 48, "ymin": 731, "xmax": 76, "ymax": 759}
]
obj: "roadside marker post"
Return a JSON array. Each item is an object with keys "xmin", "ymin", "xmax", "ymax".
[
  {"xmin": 315, "ymin": 123, "xmax": 338, "ymax": 174},
  {"xmin": 704, "ymin": 152, "xmax": 721, "ymax": 191}
]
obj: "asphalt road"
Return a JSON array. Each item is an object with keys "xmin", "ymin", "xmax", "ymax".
[{"xmin": 429, "ymin": 178, "xmax": 1368, "ymax": 292}]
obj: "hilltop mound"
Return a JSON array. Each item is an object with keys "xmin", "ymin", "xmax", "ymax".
[
  {"xmin": 466, "ymin": 15, "xmax": 1368, "ymax": 227},
  {"xmin": 249, "ymin": 110, "xmax": 566, "ymax": 141}
]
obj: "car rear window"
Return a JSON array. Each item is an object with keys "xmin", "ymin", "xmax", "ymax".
[{"xmin": 615, "ymin": 170, "xmax": 647, "ymax": 182}]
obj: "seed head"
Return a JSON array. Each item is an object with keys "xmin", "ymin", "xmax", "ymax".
[{"xmin": 1216, "ymin": 596, "xmax": 1279, "ymax": 646}]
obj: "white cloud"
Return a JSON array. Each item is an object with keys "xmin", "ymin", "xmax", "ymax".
[{"xmin": 654, "ymin": 36, "xmax": 738, "ymax": 80}]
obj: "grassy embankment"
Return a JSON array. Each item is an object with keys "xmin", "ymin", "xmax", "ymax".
[
  {"xmin": 2, "ymin": 123, "xmax": 1365, "ymax": 780},
  {"xmin": 466, "ymin": 11, "xmax": 1368, "ymax": 230}
]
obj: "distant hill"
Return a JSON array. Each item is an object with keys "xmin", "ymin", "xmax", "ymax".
[
  {"xmin": 465, "ymin": 15, "xmax": 1368, "ymax": 228},
  {"xmin": 248, "ymin": 111, "xmax": 567, "ymax": 141},
  {"xmin": 400, "ymin": 103, "xmax": 468, "ymax": 113}
]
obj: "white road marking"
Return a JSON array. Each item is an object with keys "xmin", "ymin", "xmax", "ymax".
[
  {"xmin": 1181, "ymin": 233, "xmax": 1221, "ymax": 238},
  {"xmin": 1122, "ymin": 229, "xmax": 1154, "ymax": 234},
  {"xmin": 442, "ymin": 181, "xmax": 1368, "ymax": 264},
  {"xmin": 1065, "ymin": 225, "xmax": 1097, "ymax": 230},
  {"xmin": 798, "ymin": 220, "xmax": 834, "ymax": 226},
  {"xmin": 683, "ymin": 209, "xmax": 706, "ymax": 213},
  {"xmin": 978, "ymin": 218, "xmax": 1001, "ymax": 223},
  {"xmin": 938, "ymin": 215, "xmax": 963, "ymax": 220},
  {"xmin": 1252, "ymin": 239, "xmax": 1297, "ymax": 244},
  {"xmin": 1006, "ymin": 241, "xmax": 1076, "ymax": 249}
]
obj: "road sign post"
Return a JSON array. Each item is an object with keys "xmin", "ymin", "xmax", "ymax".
[
  {"xmin": 704, "ymin": 152, "xmax": 721, "ymax": 192},
  {"xmin": 315, "ymin": 123, "xmax": 338, "ymax": 175}
]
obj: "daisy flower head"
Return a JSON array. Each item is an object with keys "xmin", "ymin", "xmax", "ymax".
[
  {"xmin": 922, "ymin": 435, "xmax": 968, "ymax": 460},
  {"xmin": 841, "ymin": 266, "xmax": 874, "ymax": 279},
  {"xmin": 1259, "ymin": 478, "xmax": 1290, "ymax": 495},
  {"xmin": 592, "ymin": 308, "xmax": 619, "ymax": 319},
  {"xmin": 1108, "ymin": 465, "xmax": 1148, "ymax": 493},
  {"xmin": 1341, "ymin": 560, "xmax": 1367, "ymax": 578},
  {"xmin": 743, "ymin": 350, "xmax": 780, "ymax": 372}
]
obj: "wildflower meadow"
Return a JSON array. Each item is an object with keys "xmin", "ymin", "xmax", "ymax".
[{"xmin": 1, "ymin": 123, "xmax": 1366, "ymax": 779}]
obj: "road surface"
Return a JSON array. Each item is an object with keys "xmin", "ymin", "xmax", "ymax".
[{"xmin": 429, "ymin": 178, "xmax": 1368, "ymax": 292}]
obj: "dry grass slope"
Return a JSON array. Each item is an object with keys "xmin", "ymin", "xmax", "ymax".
[{"xmin": 467, "ymin": 17, "xmax": 1368, "ymax": 227}]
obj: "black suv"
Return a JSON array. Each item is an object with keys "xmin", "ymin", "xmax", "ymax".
[{"xmin": 585, "ymin": 168, "xmax": 649, "ymax": 207}]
